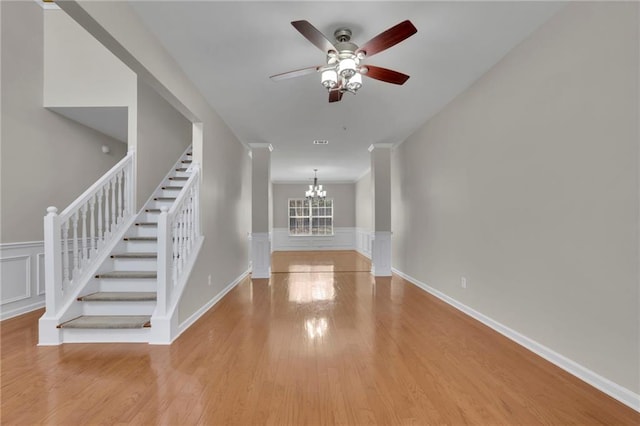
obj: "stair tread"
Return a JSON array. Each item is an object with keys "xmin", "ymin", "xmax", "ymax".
[
  {"xmin": 78, "ymin": 292, "xmax": 157, "ymax": 302},
  {"xmin": 111, "ymin": 252, "xmax": 157, "ymax": 259},
  {"xmin": 135, "ymin": 222, "xmax": 157, "ymax": 227},
  {"xmin": 95, "ymin": 271, "xmax": 157, "ymax": 279},
  {"xmin": 58, "ymin": 315, "xmax": 151, "ymax": 329},
  {"xmin": 124, "ymin": 236, "xmax": 157, "ymax": 241}
]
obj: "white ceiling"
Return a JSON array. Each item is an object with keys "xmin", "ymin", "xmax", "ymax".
[{"xmin": 129, "ymin": 1, "xmax": 564, "ymax": 183}]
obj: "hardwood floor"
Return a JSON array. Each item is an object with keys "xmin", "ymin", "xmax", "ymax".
[{"xmin": 2, "ymin": 251, "xmax": 638, "ymax": 425}]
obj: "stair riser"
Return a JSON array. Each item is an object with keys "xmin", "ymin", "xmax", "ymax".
[
  {"xmin": 151, "ymin": 199, "xmax": 175, "ymax": 206},
  {"xmin": 140, "ymin": 212, "xmax": 162, "ymax": 222},
  {"xmin": 159, "ymin": 189, "xmax": 182, "ymax": 197},
  {"xmin": 132, "ymin": 226, "xmax": 158, "ymax": 238},
  {"xmin": 81, "ymin": 301, "xmax": 156, "ymax": 316},
  {"xmin": 124, "ymin": 241, "xmax": 157, "ymax": 252},
  {"xmin": 97, "ymin": 279, "xmax": 157, "ymax": 292},
  {"xmin": 112, "ymin": 258, "xmax": 157, "ymax": 271},
  {"xmin": 173, "ymin": 171, "xmax": 191, "ymax": 178},
  {"xmin": 60, "ymin": 328, "xmax": 152, "ymax": 344}
]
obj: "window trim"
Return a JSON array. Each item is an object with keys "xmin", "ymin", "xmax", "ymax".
[{"xmin": 287, "ymin": 197, "xmax": 334, "ymax": 237}]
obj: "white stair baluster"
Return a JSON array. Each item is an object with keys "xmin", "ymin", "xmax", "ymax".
[
  {"xmin": 104, "ymin": 182, "xmax": 110, "ymax": 236},
  {"xmin": 72, "ymin": 211, "xmax": 79, "ymax": 279},
  {"xmin": 97, "ymin": 188, "xmax": 104, "ymax": 248},
  {"xmin": 178, "ymin": 209, "xmax": 185, "ymax": 278},
  {"xmin": 89, "ymin": 196, "xmax": 96, "ymax": 255},
  {"xmin": 81, "ymin": 204, "xmax": 88, "ymax": 267},
  {"xmin": 62, "ymin": 220, "xmax": 70, "ymax": 288},
  {"xmin": 118, "ymin": 170, "xmax": 124, "ymax": 223},
  {"xmin": 172, "ymin": 217, "xmax": 179, "ymax": 289},
  {"xmin": 111, "ymin": 176, "xmax": 116, "ymax": 231}
]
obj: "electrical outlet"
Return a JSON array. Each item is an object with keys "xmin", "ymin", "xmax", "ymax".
[
  {"xmin": 461, "ymin": 277, "xmax": 467, "ymax": 289},
  {"xmin": 208, "ymin": 275, "xmax": 212, "ymax": 286}
]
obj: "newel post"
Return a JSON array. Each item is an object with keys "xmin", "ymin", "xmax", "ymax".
[
  {"xmin": 43, "ymin": 206, "xmax": 63, "ymax": 315},
  {"xmin": 156, "ymin": 206, "xmax": 171, "ymax": 316}
]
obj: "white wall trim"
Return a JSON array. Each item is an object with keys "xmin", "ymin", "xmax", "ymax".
[
  {"xmin": 391, "ymin": 267, "xmax": 640, "ymax": 413},
  {"xmin": 271, "ymin": 227, "xmax": 356, "ymax": 252},
  {"xmin": 1, "ymin": 242, "xmax": 46, "ymax": 320},
  {"xmin": 0, "ymin": 241, "xmax": 45, "ymax": 249},
  {"xmin": 355, "ymin": 227, "xmax": 373, "ymax": 259},
  {"xmin": 251, "ymin": 232, "xmax": 271, "ymax": 278},
  {"xmin": 371, "ymin": 231, "xmax": 392, "ymax": 276},
  {"xmin": 177, "ymin": 268, "xmax": 250, "ymax": 337},
  {"xmin": 1, "ymin": 301, "xmax": 46, "ymax": 321},
  {"xmin": 0, "ymin": 255, "xmax": 32, "ymax": 304}
]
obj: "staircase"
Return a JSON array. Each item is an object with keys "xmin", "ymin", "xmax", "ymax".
[{"xmin": 39, "ymin": 148, "xmax": 203, "ymax": 344}]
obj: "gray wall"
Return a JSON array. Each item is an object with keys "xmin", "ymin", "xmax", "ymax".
[
  {"xmin": 136, "ymin": 78, "xmax": 191, "ymax": 209},
  {"xmin": 272, "ymin": 183, "xmax": 356, "ymax": 228},
  {"xmin": 391, "ymin": 2, "xmax": 639, "ymax": 394},
  {"xmin": 355, "ymin": 171, "xmax": 372, "ymax": 231},
  {"xmin": 251, "ymin": 148, "xmax": 271, "ymax": 233},
  {"xmin": 0, "ymin": 1, "xmax": 127, "ymax": 244}
]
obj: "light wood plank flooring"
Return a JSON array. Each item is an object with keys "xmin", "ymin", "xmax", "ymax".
[{"xmin": 2, "ymin": 251, "xmax": 638, "ymax": 424}]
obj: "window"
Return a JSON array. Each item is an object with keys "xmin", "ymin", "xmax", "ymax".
[{"xmin": 288, "ymin": 198, "xmax": 333, "ymax": 236}]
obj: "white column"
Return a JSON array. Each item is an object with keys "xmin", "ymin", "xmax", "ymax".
[
  {"xmin": 249, "ymin": 143, "xmax": 273, "ymax": 279},
  {"xmin": 369, "ymin": 144, "xmax": 393, "ymax": 276}
]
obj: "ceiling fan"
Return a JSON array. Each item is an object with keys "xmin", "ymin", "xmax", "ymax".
[{"xmin": 270, "ymin": 20, "xmax": 417, "ymax": 103}]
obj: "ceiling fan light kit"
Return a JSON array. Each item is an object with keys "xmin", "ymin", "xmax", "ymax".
[{"xmin": 270, "ymin": 19, "xmax": 417, "ymax": 103}]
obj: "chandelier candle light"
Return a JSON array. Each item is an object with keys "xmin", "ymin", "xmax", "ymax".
[{"xmin": 305, "ymin": 169, "xmax": 326, "ymax": 200}]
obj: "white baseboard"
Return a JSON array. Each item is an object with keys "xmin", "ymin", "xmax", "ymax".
[
  {"xmin": 177, "ymin": 268, "xmax": 250, "ymax": 337},
  {"xmin": 391, "ymin": 267, "xmax": 640, "ymax": 413},
  {"xmin": 2, "ymin": 300, "xmax": 45, "ymax": 320}
]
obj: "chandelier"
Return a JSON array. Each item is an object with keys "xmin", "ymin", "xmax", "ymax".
[{"xmin": 305, "ymin": 169, "xmax": 326, "ymax": 200}]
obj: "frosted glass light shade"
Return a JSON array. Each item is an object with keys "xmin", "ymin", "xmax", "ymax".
[
  {"xmin": 338, "ymin": 58, "xmax": 356, "ymax": 78},
  {"xmin": 321, "ymin": 70, "xmax": 338, "ymax": 89},
  {"xmin": 346, "ymin": 72, "xmax": 362, "ymax": 91}
]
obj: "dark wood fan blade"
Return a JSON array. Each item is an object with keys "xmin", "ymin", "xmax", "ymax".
[
  {"xmin": 356, "ymin": 20, "xmax": 417, "ymax": 58},
  {"xmin": 362, "ymin": 65, "xmax": 410, "ymax": 85},
  {"xmin": 329, "ymin": 89, "xmax": 343, "ymax": 103},
  {"xmin": 291, "ymin": 20, "xmax": 337, "ymax": 54},
  {"xmin": 270, "ymin": 66, "xmax": 321, "ymax": 82}
]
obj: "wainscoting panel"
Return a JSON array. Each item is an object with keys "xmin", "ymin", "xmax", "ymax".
[
  {"xmin": 272, "ymin": 227, "xmax": 356, "ymax": 252},
  {"xmin": 355, "ymin": 228, "xmax": 373, "ymax": 258},
  {"xmin": 1, "ymin": 242, "xmax": 46, "ymax": 320}
]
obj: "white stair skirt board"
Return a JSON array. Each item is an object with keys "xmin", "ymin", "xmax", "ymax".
[
  {"xmin": 251, "ymin": 233, "xmax": 271, "ymax": 279},
  {"xmin": 371, "ymin": 231, "xmax": 392, "ymax": 276},
  {"xmin": 391, "ymin": 268, "xmax": 640, "ymax": 413}
]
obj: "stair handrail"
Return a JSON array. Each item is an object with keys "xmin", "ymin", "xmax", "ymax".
[
  {"xmin": 43, "ymin": 149, "xmax": 136, "ymax": 316},
  {"xmin": 156, "ymin": 162, "xmax": 201, "ymax": 316}
]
